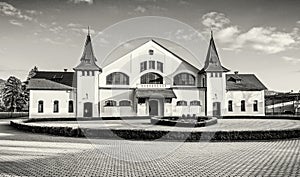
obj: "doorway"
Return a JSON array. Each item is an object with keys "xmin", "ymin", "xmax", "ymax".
[
  {"xmin": 84, "ymin": 102, "xmax": 93, "ymax": 117},
  {"xmin": 149, "ymin": 100, "xmax": 159, "ymax": 116},
  {"xmin": 213, "ymin": 102, "xmax": 221, "ymax": 116}
]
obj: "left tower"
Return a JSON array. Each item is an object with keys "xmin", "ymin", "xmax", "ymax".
[{"xmin": 74, "ymin": 31, "xmax": 102, "ymax": 117}]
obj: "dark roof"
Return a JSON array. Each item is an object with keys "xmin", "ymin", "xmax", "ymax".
[
  {"xmin": 136, "ymin": 89, "xmax": 177, "ymax": 98},
  {"xmin": 74, "ymin": 34, "xmax": 102, "ymax": 71},
  {"xmin": 28, "ymin": 79, "xmax": 74, "ymax": 90},
  {"xmin": 29, "ymin": 71, "xmax": 76, "ymax": 90},
  {"xmin": 226, "ymin": 74, "xmax": 267, "ymax": 91},
  {"xmin": 199, "ymin": 34, "xmax": 229, "ymax": 73}
]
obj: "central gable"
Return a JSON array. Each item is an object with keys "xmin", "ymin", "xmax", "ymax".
[{"xmin": 103, "ymin": 39, "xmax": 201, "ymax": 72}]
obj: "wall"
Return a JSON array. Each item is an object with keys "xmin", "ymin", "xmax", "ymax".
[
  {"xmin": 224, "ymin": 90, "xmax": 265, "ymax": 116},
  {"xmin": 29, "ymin": 90, "xmax": 76, "ymax": 118}
]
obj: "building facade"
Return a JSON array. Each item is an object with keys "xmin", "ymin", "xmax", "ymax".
[{"xmin": 28, "ymin": 33, "xmax": 267, "ymax": 118}]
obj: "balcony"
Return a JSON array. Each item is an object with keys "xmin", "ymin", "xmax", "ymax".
[{"xmin": 136, "ymin": 84, "xmax": 171, "ymax": 89}]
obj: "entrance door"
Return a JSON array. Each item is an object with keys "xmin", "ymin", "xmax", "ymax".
[
  {"xmin": 84, "ymin": 102, "xmax": 93, "ymax": 117},
  {"xmin": 213, "ymin": 102, "xmax": 221, "ymax": 116},
  {"xmin": 149, "ymin": 100, "xmax": 159, "ymax": 116}
]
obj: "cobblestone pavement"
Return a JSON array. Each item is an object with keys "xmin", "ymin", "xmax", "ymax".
[{"xmin": 1, "ymin": 119, "xmax": 300, "ymax": 176}]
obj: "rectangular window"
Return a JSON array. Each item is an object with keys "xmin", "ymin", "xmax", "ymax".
[
  {"xmin": 38, "ymin": 101, "xmax": 43, "ymax": 113},
  {"xmin": 140, "ymin": 61, "xmax": 147, "ymax": 72},
  {"xmin": 215, "ymin": 72, "xmax": 218, "ymax": 77},
  {"xmin": 149, "ymin": 60, "xmax": 155, "ymax": 69},
  {"xmin": 157, "ymin": 62, "xmax": 163, "ymax": 72},
  {"xmin": 82, "ymin": 71, "xmax": 85, "ymax": 76},
  {"xmin": 53, "ymin": 101, "xmax": 59, "ymax": 113},
  {"xmin": 210, "ymin": 72, "xmax": 214, "ymax": 77},
  {"xmin": 68, "ymin": 101, "xmax": 74, "ymax": 113},
  {"xmin": 87, "ymin": 71, "xmax": 90, "ymax": 76},
  {"xmin": 253, "ymin": 100, "xmax": 258, "ymax": 112},
  {"xmin": 219, "ymin": 73, "xmax": 222, "ymax": 77},
  {"xmin": 228, "ymin": 100, "xmax": 233, "ymax": 112},
  {"xmin": 241, "ymin": 100, "xmax": 246, "ymax": 112},
  {"xmin": 91, "ymin": 71, "xmax": 94, "ymax": 76}
]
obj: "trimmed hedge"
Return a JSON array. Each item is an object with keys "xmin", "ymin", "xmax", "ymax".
[
  {"xmin": 0, "ymin": 112, "xmax": 28, "ymax": 119},
  {"xmin": 10, "ymin": 120, "xmax": 300, "ymax": 141}
]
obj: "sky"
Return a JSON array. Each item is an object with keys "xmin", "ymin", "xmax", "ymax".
[{"xmin": 0, "ymin": 0, "xmax": 300, "ymax": 92}]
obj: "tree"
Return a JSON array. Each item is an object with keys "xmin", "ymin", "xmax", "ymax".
[
  {"xmin": 2, "ymin": 76, "xmax": 28, "ymax": 112},
  {"xmin": 27, "ymin": 66, "xmax": 38, "ymax": 81}
]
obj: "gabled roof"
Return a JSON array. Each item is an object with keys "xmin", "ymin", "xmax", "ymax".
[
  {"xmin": 102, "ymin": 38, "xmax": 202, "ymax": 71},
  {"xmin": 74, "ymin": 34, "xmax": 102, "ymax": 71},
  {"xmin": 28, "ymin": 79, "xmax": 74, "ymax": 90},
  {"xmin": 29, "ymin": 71, "xmax": 76, "ymax": 90},
  {"xmin": 199, "ymin": 32, "xmax": 229, "ymax": 73},
  {"xmin": 226, "ymin": 74, "xmax": 267, "ymax": 91}
]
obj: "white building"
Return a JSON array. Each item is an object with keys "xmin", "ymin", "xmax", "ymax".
[{"xmin": 28, "ymin": 32, "xmax": 267, "ymax": 118}]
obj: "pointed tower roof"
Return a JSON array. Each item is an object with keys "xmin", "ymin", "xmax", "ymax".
[
  {"xmin": 74, "ymin": 29, "xmax": 102, "ymax": 71},
  {"xmin": 200, "ymin": 31, "xmax": 229, "ymax": 73}
]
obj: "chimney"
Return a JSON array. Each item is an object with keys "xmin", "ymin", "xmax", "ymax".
[
  {"xmin": 64, "ymin": 69, "xmax": 68, "ymax": 72},
  {"xmin": 234, "ymin": 71, "xmax": 239, "ymax": 75}
]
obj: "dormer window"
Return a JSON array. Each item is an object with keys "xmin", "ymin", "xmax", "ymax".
[
  {"xmin": 236, "ymin": 79, "xmax": 241, "ymax": 84},
  {"xmin": 149, "ymin": 49, "xmax": 154, "ymax": 55}
]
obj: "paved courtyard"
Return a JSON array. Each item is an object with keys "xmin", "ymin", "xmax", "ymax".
[{"xmin": 1, "ymin": 119, "xmax": 300, "ymax": 176}]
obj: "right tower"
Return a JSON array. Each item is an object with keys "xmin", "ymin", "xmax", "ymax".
[{"xmin": 199, "ymin": 32, "xmax": 230, "ymax": 117}]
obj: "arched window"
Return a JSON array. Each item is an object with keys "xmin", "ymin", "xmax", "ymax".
[
  {"xmin": 177, "ymin": 100, "xmax": 187, "ymax": 106},
  {"xmin": 174, "ymin": 73, "xmax": 195, "ymax": 86},
  {"xmin": 141, "ymin": 72, "xmax": 163, "ymax": 84},
  {"xmin": 253, "ymin": 100, "xmax": 258, "ymax": 112},
  {"xmin": 38, "ymin": 100, "xmax": 43, "ymax": 113},
  {"xmin": 119, "ymin": 100, "xmax": 131, "ymax": 106},
  {"xmin": 53, "ymin": 100, "xmax": 59, "ymax": 113},
  {"xmin": 190, "ymin": 100, "xmax": 201, "ymax": 106},
  {"xmin": 106, "ymin": 72, "xmax": 129, "ymax": 85},
  {"xmin": 68, "ymin": 100, "xmax": 74, "ymax": 113},
  {"xmin": 104, "ymin": 100, "xmax": 117, "ymax": 107},
  {"xmin": 241, "ymin": 100, "xmax": 246, "ymax": 112},
  {"xmin": 228, "ymin": 100, "xmax": 233, "ymax": 112}
]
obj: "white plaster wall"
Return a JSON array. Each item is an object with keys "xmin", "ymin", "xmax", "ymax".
[
  {"xmin": 172, "ymin": 89, "xmax": 205, "ymax": 116},
  {"xmin": 224, "ymin": 90, "xmax": 265, "ymax": 116},
  {"xmin": 76, "ymin": 71, "xmax": 100, "ymax": 117},
  {"xmin": 99, "ymin": 41, "xmax": 199, "ymax": 88},
  {"xmin": 206, "ymin": 72, "xmax": 226, "ymax": 116},
  {"xmin": 99, "ymin": 89, "xmax": 136, "ymax": 117},
  {"xmin": 29, "ymin": 90, "xmax": 76, "ymax": 118}
]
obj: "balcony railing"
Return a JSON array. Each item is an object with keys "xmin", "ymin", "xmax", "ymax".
[{"xmin": 137, "ymin": 84, "xmax": 170, "ymax": 89}]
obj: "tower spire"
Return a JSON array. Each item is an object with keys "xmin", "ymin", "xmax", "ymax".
[
  {"xmin": 210, "ymin": 29, "xmax": 213, "ymax": 39},
  {"xmin": 87, "ymin": 26, "xmax": 90, "ymax": 36}
]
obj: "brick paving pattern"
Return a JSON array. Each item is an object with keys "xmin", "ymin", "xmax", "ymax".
[{"xmin": 0, "ymin": 138, "xmax": 299, "ymax": 176}]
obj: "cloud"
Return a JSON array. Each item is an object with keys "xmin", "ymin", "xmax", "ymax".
[
  {"xmin": 9, "ymin": 19, "xmax": 23, "ymax": 26},
  {"xmin": 68, "ymin": 0, "xmax": 93, "ymax": 5},
  {"xmin": 42, "ymin": 38, "xmax": 63, "ymax": 45},
  {"xmin": 201, "ymin": 11, "xmax": 298, "ymax": 54},
  {"xmin": 134, "ymin": 6, "xmax": 146, "ymax": 13},
  {"xmin": 235, "ymin": 27, "xmax": 296, "ymax": 54},
  {"xmin": 0, "ymin": 2, "xmax": 33, "ymax": 21},
  {"xmin": 297, "ymin": 20, "xmax": 300, "ymax": 24},
  {"xmin": 67, "ymin": 23, "xmax": 83, "ymax": 28},
  {"xmin": 202, "ymin": 12, "xmax": 230, "ymax": 30},
  {"xmin": 282, "ymin": 56, "xmax": 300, "ymax": 64},
  {"xmin": 25, "ymin": 10, "xmax": 42, "ymax": 15}
]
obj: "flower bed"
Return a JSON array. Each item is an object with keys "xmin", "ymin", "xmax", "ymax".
[{"xmin": 151, "ymin": 116, "xmax": 218, "ymax": 127}]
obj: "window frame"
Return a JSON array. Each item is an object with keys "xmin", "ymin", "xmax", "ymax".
[
  {"xmin": 190, "ymin": 100, "xmax": 201, "ymax": 106},
  {"xmin": 68, "ymin": 100, "xmax": 74, "ymax": 113},
  {"xmin": 149, "ymin": 60, "xmax": 155, "ymax": 70},
  {"xmin": 228, "ymin": 100, "xmax": 233, "ymax": 112},
  {"xmin": 241, "ymin": 100, "xmax": 246, "ymax": 112},
  {"xmin": 119, "ymin": 100, "xmax": 131, "ymax": 107},
  {"xmin": 38, "ymin": 100, "xmax": 43, "ymax": 113},
  {"xmin": 53, "ymin": 100, "xmax": 59, "ymax": 113},
  {"xmin": 173, "ymin": 73, "xmax": 196, "ymax": 86},
  {"xmin": 176, "ymin": 100, "xmax": 188, "ymax": 106},
  {"xmin": 104, "ymin": 100, "xmax": 117, "ymax": 107},
  {"xmin": 157, "ymin": 61, "xmax": 163, "ymax": 73},
  {"xmin": 140, "ymin": 61, "xmax": 147, "ymax": 72},
  {"xmin": 253, "ymin": 100, "xmax": 258, "ymax": 112},
  {"xmin": 106, "ymin": 72, "xmax": 129, "ymax": 85}
]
